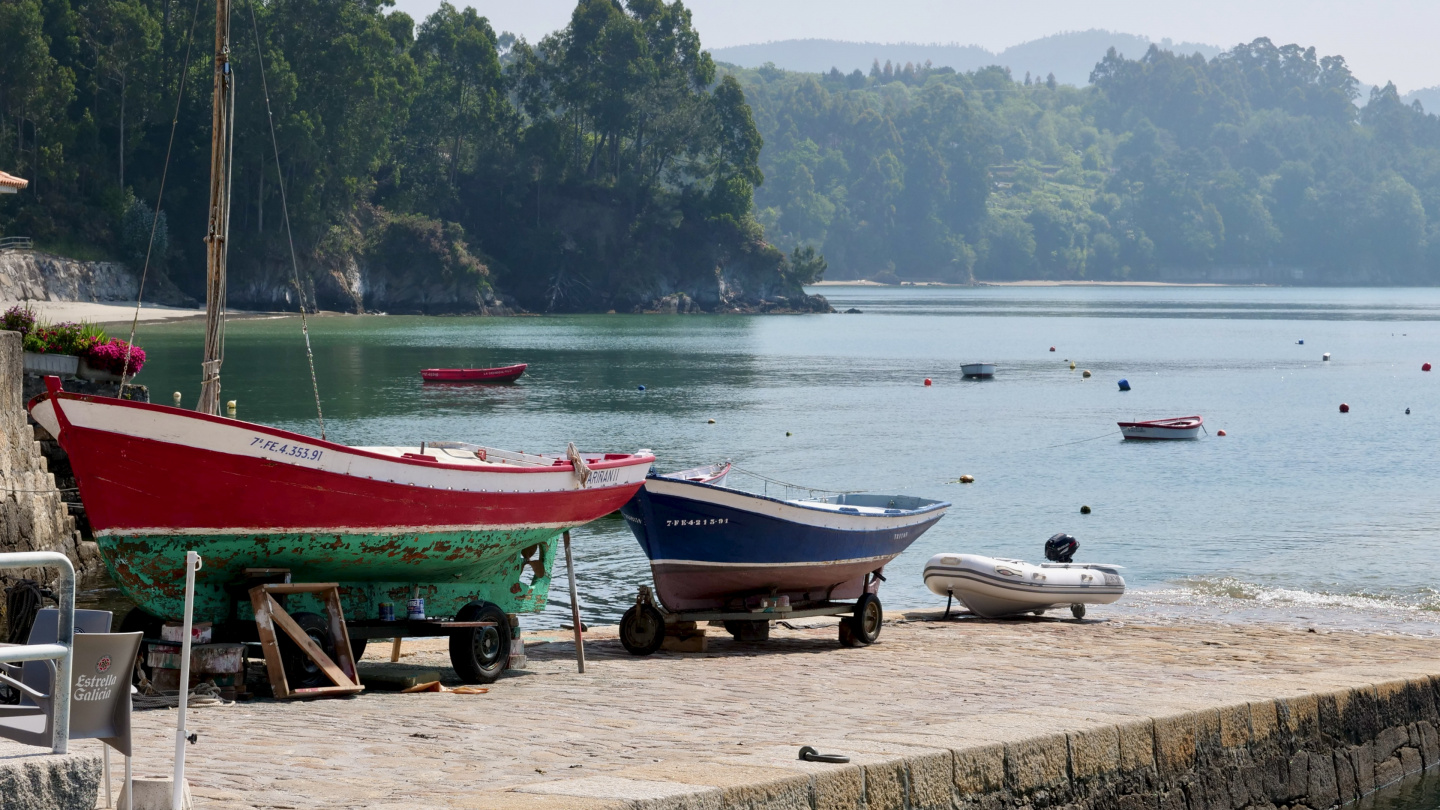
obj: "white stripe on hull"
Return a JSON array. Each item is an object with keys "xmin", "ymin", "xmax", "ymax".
[
  {"xmin": 642, "ymin": 478, "xmax": 947, "ymax": 532},
  {"xmin": 650, "ymin": 554, "xmax": 897, "ymax": 569}
]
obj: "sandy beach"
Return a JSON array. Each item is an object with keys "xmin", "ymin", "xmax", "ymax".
[
  {"xmin": 0, "ymin": 299, "xmax": 207, "ymax": 326},
  {"xmin": 808, "ymin": 279, "xmax": 1247, "ymax": 287}
]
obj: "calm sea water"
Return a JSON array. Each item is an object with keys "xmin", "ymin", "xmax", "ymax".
[{"xmin": 92, "ymin": 285, "xmax": 1440, "ymax": 634}]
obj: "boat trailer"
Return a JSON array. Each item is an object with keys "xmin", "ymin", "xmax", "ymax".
[{"xmin": 617, "ymin": 578, "xmax": 886, "ymax": 655}]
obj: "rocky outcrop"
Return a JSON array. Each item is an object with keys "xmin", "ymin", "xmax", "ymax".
[
  {"xmin": 0, "ymin": 249, "xmax": 194, "ymax": 307},
  {"xmin": 0, "ymin": 331, "xmax": 99, "ymax": 586}
]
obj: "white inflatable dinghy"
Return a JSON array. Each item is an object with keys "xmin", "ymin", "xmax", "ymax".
[{"xmin": 922, "ymin": 553, "xmax": 1126, "ymax": 619}]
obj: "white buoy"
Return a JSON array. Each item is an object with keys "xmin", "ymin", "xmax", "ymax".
[
  {"xmin": 226, "ymin": 400, "xmax": 237, "ymax": 411},
  {"xmin": 173, "ymin": 391, "xmax": 182, "ymax": 405}
]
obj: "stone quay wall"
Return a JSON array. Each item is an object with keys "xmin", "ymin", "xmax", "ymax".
[
  {"xmin": 0, "ymin": 330, "xmax": 93, "ymax": 589},
  {"xmin": 776, "ymin": 679, "xmax": 1440, "ymax": 810}
]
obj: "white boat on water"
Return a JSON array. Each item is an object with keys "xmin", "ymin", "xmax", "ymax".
[
  {"xmin": 922, "ymin": 534, "xmax": 1125, "ymax": 619},
  {"xmin": 962, "ymin": 362, "xmax": 996, "ymax": 378},
  {"xmin": 1117, "ymin": 415, "xmax": 1204, "ymax": 440}
]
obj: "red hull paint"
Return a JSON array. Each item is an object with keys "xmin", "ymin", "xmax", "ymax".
[
  {"xmin": 30, "ymin": 387, "xmax": 652, "ymax": 535},
  {"xmin": 421, "ymin": 364, "xmax": 526, "ymax": 383},
  {"xmin": 64, "ymin": 425, "xmax": 638, "ymax": 533}
]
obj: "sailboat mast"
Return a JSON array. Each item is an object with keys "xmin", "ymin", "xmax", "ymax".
[{"xmin": 198, "ymin": 0, "xmax": 233, "ymax": 415}]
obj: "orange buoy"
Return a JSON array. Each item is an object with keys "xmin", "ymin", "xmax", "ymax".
[
  {"xmin": 1049, "ymin": 346, "xmax": 1056, "ymax": 352},
  {"xmin": 1339, "ymin": 403, "xmax": 1350, "ymax": 413},
  {"xmin": 1424, "ymin": 363, "xmax": 1433, "ymax": 371},
  {"xmin": 924, "ymin": 378, "xmax": 932, "ymax": 386},
  {"xmin": 1216, "ymin": 429, "xmax": 1227, "ymax": 436}
]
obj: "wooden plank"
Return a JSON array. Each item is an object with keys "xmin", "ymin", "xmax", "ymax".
[
  {"xmin": 247, "ymin": 590, "xmax": 292, "ymax": 699},
  {"xmin": 256, "ymin": 583, "xmax": 341, "ymax": 595},
  {"xmin": 320, "ymin": 588, "xmax": 358, "ymax": 680},
  {"xmin": 389, "ymin": 637, "xmax": 402, "ymax": 663},
  {"xmin": 269, "ymin": 602, "xmax": 359, "ymax": 691}
]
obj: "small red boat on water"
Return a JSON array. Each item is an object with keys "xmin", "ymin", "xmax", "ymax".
[
  {"xmin": 421, "ymin": 363, "xmax": 527, "ymax": 383},
  {"xmin": 1118, "ymin": 415, "xmax": 1205, "ymax": 440}
]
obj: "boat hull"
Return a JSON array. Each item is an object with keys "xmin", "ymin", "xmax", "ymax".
[
  {"xmin": 1117, "ymin": 417, "xmax": 1203, "ymax": 440},
  {"xmin": 923, "ymin": 553, "xmax": 1125, "ymax": 618},
  {"xmin": 29, "ymin": 385, "xmax": 651, "ymax": 623},
  {"xmin": 962, "ymin": 363, "xmax": 996, "ymax": 378},
  {"xmin": 621, "ymin": 477, "xmax": 948, "ymax": 611},
  {"xmin": 421, "ymin": 364, "xmax": 527, "ymax": 383}
]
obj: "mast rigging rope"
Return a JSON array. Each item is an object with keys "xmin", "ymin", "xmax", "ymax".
[
  {"xmin": 246, "ymin": 0, "xmax": 327, "ymax": 440},
  {"xmin": 118, "ymin": 0, "xmax": 207, "ymax": 393}
]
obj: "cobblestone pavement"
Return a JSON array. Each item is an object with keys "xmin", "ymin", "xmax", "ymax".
[{"xmin": 110, "ymin": 611, "xmax": 1440, "ymax": 809}]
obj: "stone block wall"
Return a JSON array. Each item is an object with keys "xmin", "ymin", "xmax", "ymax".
[
  {"xmin": 0, "ymin": 330, "xmax": 94, "ymax": 590},
  {"xmin": 634, "ymin": 677, "xmax": 1440, "ymax": 810}
]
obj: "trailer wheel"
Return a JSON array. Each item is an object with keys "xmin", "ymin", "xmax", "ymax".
[
  {"xmin": 620, "ymin": 604, "xmax": 666, "ymax": 656},
  {"xmin": 277, "ymin": 611, "xmax": 336, "ymax": 690},
  {"xmin": 449, "ymin": 601, "xmax": 508, "ymax": 684},
  {"xmin": 348, "ymin": 637, "xmax": 368, "ymax": 661},
  {"xmin": 723, "ymin": 620, "xmax": 770, "ymax": 642},
  {"xmin": 1070, "ymin": 603, "xmax": 1086, "ymax": 620},
  {"xmin": 840, "ymin": 594, "xmax": 883, "ymax": 647}
]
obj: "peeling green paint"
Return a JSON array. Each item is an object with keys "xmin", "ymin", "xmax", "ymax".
[{"xmin": 98, "ymin": 528, "xmax": 560, "ymax": 623}]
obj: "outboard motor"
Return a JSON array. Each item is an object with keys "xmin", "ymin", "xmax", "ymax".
[{"xmin": 1044, "ymin": 533, "xmax": 1078, "ymax": 563}]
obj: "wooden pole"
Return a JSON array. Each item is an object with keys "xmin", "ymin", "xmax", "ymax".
[
  {"xmin": 197, "ymin": 0, "xmax": 233, "ymax": 416},
  {"xmin": 563, "ymin": 530, "xmax": 585, "ymax": 673}
]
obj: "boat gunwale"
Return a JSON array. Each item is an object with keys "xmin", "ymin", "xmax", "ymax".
[
  {"xmin": 643, "ymin": 474, "xmax": 951, "ymax": 519},
  {"xmin": 1116, "ymin": 415, "xmax": 1203, "ymax": 429},
  {"xmin": 30, "ymin": 386, "xmax": 654, "ymax": 475}
]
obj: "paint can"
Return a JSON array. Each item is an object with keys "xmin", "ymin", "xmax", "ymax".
[
  {"xmin": 407, "ymin": 598, "xmax": 426, "ymax": 621},
  {"xmin": 378, "ymin": 602, "xmax": 395, "ymax": 622}
]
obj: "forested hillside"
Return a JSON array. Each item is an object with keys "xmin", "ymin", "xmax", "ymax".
[
  {"xmin": 7, "ymin": 0, "xmax": 1440, "ymax": 300},
  {"xmin": 738, "ymin": 40, "xmax": 1440, "ymax": 284},
  {"xmin": 0, "ymin": 0, "xmax": 827, "ymax": 313}
]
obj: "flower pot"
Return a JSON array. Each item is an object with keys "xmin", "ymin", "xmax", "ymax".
[
  {"xmin": 22, "ymin": 352, "xmax": 80, "ymax": 378},
  {"xmin": 78, "ymin": 357, "xmax": 124, "ymax": 382}
]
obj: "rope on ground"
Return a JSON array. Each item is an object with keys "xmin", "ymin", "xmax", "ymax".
[{"xmin": 132, "ymin": 660, "xmax": 233, "ymax": 710}]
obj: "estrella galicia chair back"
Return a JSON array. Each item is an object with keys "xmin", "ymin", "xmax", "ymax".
[
  {"xmin": 11, "ymin": 608, "xmax": 114, "ymax": 707},
  {"xmin": 0, "ymin": 631, "xmax": 141, "ymax": 756}
]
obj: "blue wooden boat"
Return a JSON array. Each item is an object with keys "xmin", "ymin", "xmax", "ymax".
[{"xmin": 617, "ymin": 473, "xmax": 949, "ymax": 652}]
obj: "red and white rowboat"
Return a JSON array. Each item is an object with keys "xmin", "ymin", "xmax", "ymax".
[
  {"xmin": 1117, "ymin": 415, "xmax": 1204, "ymax": 440},
  {"xmin": 420, "ymin": 363, "xmax": 527, "ymax": 383}
]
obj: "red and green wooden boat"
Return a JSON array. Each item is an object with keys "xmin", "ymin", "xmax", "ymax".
[
  {"xmin": 420, "ymin": 363, "xmax": 527, "ymax": 383},
  {"xmin": 29, "ymin": 376, "xmax": 653, "ymax": 630}
]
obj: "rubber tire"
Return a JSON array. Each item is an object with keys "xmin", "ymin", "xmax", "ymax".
[
  {"xmin": 619, "ymin": 604, "xmax": 666, "ymax": 656},
  {"xmin": 276, "ymin": 611, "xmax": 335, "ymax": 690},
  {"xmin": 449, "ymin": 601, "xmax": 508, "ymax": 684},
  {"xmin": 119, "ymin": 608, "xmax": 165, "ymax": 685},
  {"xmin": 348, "ymin": 637, "xmax": 369, "ymax": 661},
  {"xmin": 1070, "ymin": 603, "xmax": 1086, "ymax": 620},
  {"xmin": 840, "ymin": 593, "xmax": 883, "ymax": 647},
  {"xmin": 723, "ymin": 620, "xmax": 770, "ymax": 642}
]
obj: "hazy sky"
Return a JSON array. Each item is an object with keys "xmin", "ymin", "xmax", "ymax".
[{"xmin": 387, "ymin": 0, "xmax": 1440, "ymax": 91}]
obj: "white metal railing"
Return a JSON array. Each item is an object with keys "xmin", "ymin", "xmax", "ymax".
[
  {"xmin": 0, "ymin": 236, "xmax": 34, "ymax": 252},
  {"xmin": 0, "ymin": 551, "xmax": 75, "ymax": 753}
]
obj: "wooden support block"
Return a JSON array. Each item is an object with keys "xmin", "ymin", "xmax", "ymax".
[
  {"xmin": 357, "ymin": 663, "xmax": 443, "ymax": 692},
  {"xmin": 661, "ymin": 629, "xmax": 707, "ymax": 653},
  {"xmin": 248, "ymin": 583, "xmax": 364, "ymax": 700}
]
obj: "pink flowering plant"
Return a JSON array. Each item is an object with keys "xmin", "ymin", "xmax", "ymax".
[
  {"xmin": 3, "ymin": 304, "xmax": 37, "ymax": 336},
  {"xmin": 5, "ymin": 305, "xmax": 145, "ymax": 375},
  {"xmin": 84, "ymin": 338, "xmax": 146, "ymax": 376}
]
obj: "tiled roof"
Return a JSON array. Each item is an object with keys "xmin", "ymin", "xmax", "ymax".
[{"xmin": 0, "ymin": 170, "xmax": 29, "ymax": 189}]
